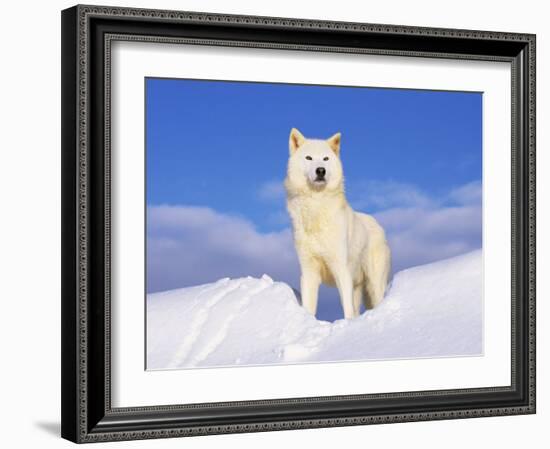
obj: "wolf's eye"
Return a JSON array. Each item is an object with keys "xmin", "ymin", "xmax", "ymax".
[
  {"xmin": 305, "ymin": 156, "xmax": 312, "ymax": 160},
  {"xmin": 323, "ymin": 157, "xmax": 329, "ymax": 161}
]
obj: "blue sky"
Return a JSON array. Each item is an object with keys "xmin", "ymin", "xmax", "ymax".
[{"xmin": 146, "ymin": 78, "xmax": 482, "ymax": 321}]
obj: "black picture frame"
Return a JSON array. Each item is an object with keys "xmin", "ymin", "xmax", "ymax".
[{"xmin": 61, "ymin": 4, "xmax": 536, "ymax": 443}]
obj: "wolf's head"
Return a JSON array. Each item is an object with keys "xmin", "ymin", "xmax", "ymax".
[{"xmin": 285, "ymin": 128, "xmax": 344, "ymax": 195}]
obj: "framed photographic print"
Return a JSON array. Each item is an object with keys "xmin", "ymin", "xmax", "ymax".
[{"xmin": 61, "ymin": 4, "xmax": 536, "ymax": 443}]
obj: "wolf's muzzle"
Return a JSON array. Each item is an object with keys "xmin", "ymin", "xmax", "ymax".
[{"xmin": 315, "ymin": 167, "xmax": 326, "ymax": 180}]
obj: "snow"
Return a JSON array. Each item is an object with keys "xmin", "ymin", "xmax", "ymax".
[{"xmin": 147, "ymin": 250, "xmax": 482, "ymax": 370}]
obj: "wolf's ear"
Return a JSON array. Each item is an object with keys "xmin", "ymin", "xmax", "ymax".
[
  {"xmin": 289, "ymin": 128, "xmax": 306, "ymax": 154},
  {"xmin": 327, "ymin": 132, "xmax": 341, "ymax": 155}
]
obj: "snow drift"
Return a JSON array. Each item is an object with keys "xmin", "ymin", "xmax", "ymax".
[{"xmin": 147, "ymin": 250, "xmax": 482, "ymax": 370}]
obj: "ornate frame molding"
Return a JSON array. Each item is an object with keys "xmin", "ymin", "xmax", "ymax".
[{"xmin": 61, "ymin": 4, "xmax": 536, "ymax": 443}]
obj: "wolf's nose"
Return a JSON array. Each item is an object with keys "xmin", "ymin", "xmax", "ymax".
[{"xmin": 316, "ymin": 167, "xmax": 326, "ymax": 178}]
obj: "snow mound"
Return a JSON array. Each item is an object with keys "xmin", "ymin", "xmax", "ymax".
[{"xmin": 147, "ymin": 250, "xmax": 482, "ymax": 370}]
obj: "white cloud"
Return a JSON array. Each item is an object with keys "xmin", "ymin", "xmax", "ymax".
[
  {"xmin": 147, "ymin": 205, "xmax": 299, "ymax": 293},
  {"xmin": 258, "ymin": 180, "xmax": 286, "ymax": 201},
  {"xmin": 350, "ymin": 180, "xmax": 435, "ymax": 210},
  {"xmin": 351, "ymin": 179, "xmax": 482, "ymax": 211},
  {"xmin": 448, "ymin": 180, "xmax": 482, "ymax": 205},
  {"xmin": 370, "ymin": 179, "xmax": 481, "ymax": 272},
  {"xmin": 375, "ymin": 204, "xmax": 481, "ymax": 273}
]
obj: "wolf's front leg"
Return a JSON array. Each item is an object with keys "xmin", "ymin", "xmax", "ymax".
[
  {"xmin": 300, "ymin": 269, "xmax": 321, "ymax": 317},
  {"xmin": 331, "ymin": 267, "xmax": 355, "ymax": 319}
]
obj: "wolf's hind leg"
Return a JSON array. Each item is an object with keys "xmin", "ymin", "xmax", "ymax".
[
  {"xmin": 352, "ymin": 286, "xmax": 363, "ymax": 317},
  {"xmin": 364, "ymin": 270, "xmax": 388, "ymax": 309},
  {"xmin": 363, "ymin": 281, "xmax": 378, "ymax": 310},
  {"xmin": 363, "ymin": 242, "xmax": 391, "ymax": 309}
]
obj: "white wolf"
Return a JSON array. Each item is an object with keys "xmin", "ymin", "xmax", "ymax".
[{"xmin": 285, "ymin": 128, "xmax": 391, "ymax": 319}]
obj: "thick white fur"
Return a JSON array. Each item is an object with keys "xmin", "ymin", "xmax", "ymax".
[{"xmin": 285, "ymin": 128, "xmax": 391, "ymax": 319}]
